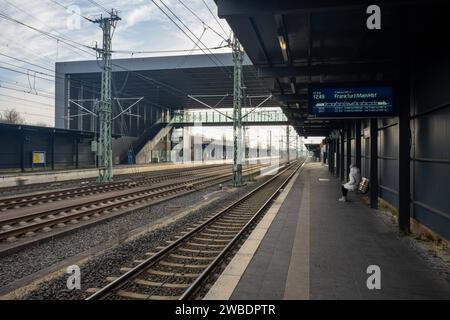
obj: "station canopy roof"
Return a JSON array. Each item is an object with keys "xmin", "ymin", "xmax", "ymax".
[
  {"xmin": 215, "ymin": 0, "xmax": 448, "ymax": 136},
  {"xmin": 57, "ymin": 53, "xmax": 279, "ymax": 112}
]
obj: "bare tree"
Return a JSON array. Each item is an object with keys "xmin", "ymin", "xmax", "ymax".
[{"xmin": 0, "ymin": 108, "xmax": 25, "ymax": 124}]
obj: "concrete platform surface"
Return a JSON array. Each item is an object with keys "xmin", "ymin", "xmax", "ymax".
[
  {"xmin": 212, "ymin": 162, "xmax": 450, "ymax": 300},
  {"xmin": 0, "ymin": 160, "xmax": 232, "ymax": 188}
]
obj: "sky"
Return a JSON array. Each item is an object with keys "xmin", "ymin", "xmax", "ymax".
[
  {"xmin": 0, "ymin": 0, "xmax": 232, "ymax": 126},
  {"xmin": 0, "ymin": 0, "xmax": 324, "ymax": 145}
]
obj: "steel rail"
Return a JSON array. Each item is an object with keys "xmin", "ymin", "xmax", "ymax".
[
  {"xmin": 0, "ymin": 165, "xmax": 265, "ymax": 242},
  {"xmin": 0, "ymin": 164, "xmax": 230, "ymax": 210}
]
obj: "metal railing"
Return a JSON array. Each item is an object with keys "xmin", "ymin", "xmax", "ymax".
[{"xmin": 171, "ymin": 109, "xmax": 287, "ymax": 124}]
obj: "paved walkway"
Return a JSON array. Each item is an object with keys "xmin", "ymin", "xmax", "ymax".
[{"xmin": 229, "ymin": 162, "xmax": 450, "ymax": 300}]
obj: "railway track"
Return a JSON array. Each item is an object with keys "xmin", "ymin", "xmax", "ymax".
[
  {"xmin": 0, "ymin": 163, "xmax": 266, "ymax": 249},
  {"xmin": 0, "ymin": 164, "xmax": 232, "ymax": 212},
  {"xmin": 86, "ymin": 159, "xmax": 304, "ymax": 300}
]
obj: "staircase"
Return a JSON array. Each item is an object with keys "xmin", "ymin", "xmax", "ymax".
[
  {"xmin": 120, "ymin": 121, "xmax": 169, "ymax": 164},
  {"xmin": 135, "ymin": 122, "xmax": 173, "ymax": 164}
]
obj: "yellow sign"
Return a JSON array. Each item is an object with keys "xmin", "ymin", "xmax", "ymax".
[{"xmin": 32, "ymin": 151, "xmax": 46, "ymax": 164}]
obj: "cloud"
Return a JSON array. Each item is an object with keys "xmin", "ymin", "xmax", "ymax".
[{"xmin": 123, "ymin": 4, "xmax": 157, "ymax": 29}]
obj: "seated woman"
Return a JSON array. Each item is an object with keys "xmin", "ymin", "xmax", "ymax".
[{"xmin": 338, "ymin": 164, "xmax": 361, "ymax": 202}]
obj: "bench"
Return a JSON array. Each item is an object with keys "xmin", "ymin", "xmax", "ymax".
[{"xmin": 357, "ymin": 177, "xmax": 369, "ymax": 194}]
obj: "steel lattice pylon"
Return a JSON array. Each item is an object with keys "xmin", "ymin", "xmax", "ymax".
[
  {"xmin": 232, "ymin": 36, "xmax": 244, "ymax": 187},
  {"xmin": 94, "ymin": 10, "xmax": 121, "ymax": 183}
]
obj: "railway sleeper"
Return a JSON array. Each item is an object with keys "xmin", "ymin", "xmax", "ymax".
[
  {"xmin": 193, "ymin": 237, "xmax": 230, "ymax": 243},
  {"xmin": 186, "ymin": 241, "xmax": 225, "ymax": 248},
  {"xmin": 198, "ymin": 232, "xmax": 234, "ymax": 238},
  {"xmin": 177, "ymin": 247, "xmax": 222, "ymax": 254},
  {"xmin": 116, "ymin": 290, "xmax": 178, "ymax": 300},
  {"xmin": 169, "ymin": 253, "xmax": 215, "ymax": 261},
  {"xmin": 159, "ymin": 261, "xmax": 209, "ymax": 269},
  {"xmin": 147, "ymin": 269, "xmax": 199, "ymax": 278}
]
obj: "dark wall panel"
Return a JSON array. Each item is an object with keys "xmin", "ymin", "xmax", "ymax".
[
  {"xmin": 414, "ymin": 108, "xmax": 450, "ymax": 160},
  {"xmin": 78, "ymin": 140, "xmax": 95, "ymax": 167},
  {"xmin": 0, "ymin": 133, "xmax": 20, "ymax": 169},
  {"xmin": 413, "ymin": 161, "xmax": 450, "ymax": 219},
  {"xmin": 54, "ymin": 135, "xmax": 75, "ymax": 168},
  {"xmin": 411, "ymin": 54, "xmax": 450, "ymax": 240},
  {"xmin": 378, "ymin": 121, "xmax": 399, "ymax": 208},
  {"xmin": 414, "ymin": 61, "xmax": 450, "ymax": 114},
  {"xmin": 23, "ymin": 133, "xmax": 50, "ymax": 169},
  {"xmin": 378, "ymin": 158, "xmax": 398, "ymax": 207}
]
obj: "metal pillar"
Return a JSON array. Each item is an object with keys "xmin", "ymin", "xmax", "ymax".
[
  {"xmin": 334, "ymin": 137, "xmax": 341, "ymax": 178},
  {"xmin": 286, "ymin": 126, "xmax": 290, "ymax": 163},
  {"xmin": 340, "ymin": 131, "xmax": 345, "ymax": 181},
  {"xmin": 94, "ymin": 10, "xmax": 121, "ymax": 182},
  {"xmin": 333, "ymin": 140, "xmax": 336, "ymax": 173},
  {"xmin": 329, "ymin": 140, "xmax": 334, "ymax": 174},
  {"xmin": 232, "ymin": 36, "xmax": 244, "ymax": 187},
  {"xmin": 328, "ymin": 141, "xmax": 331, "ymax": 172},
  {"xmin": 369, "ymin": 118, "xmax": 378, "ymax": 209},
  {"xmin": 346, "ymin": 122, "xmax": 352, "ymax": 177},
  {"xmin": 355, "ymin": 120, "xmax": 362, "ymax": 169},
  {"xmin": 296, "ymin": 135, "xmax": 299, "ymax": 159},
  {"xmin": 398, "ymin": 78, "xmax": 411, "ymax": 233}
]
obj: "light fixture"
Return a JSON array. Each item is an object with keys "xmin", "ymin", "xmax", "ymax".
[{"xmin": 278, "ymin": 35, "xmax": 289, "ymax": 63}]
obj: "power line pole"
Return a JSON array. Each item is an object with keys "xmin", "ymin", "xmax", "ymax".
[
  {"xmin": 232, "ymin": 35, "xmax": 244, "ymax": 187},
  {"xmin": 93, "ymin": 10, "xmax": 121, "ymax": 182}
]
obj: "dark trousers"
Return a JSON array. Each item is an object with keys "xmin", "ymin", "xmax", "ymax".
[{"xmin": 341, "ymin": 185, "xmax": 348, "ymax": 197}]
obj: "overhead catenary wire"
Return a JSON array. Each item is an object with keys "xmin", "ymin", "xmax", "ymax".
[
  {"xmin": 0, "ymin": 92, "xmax": 54, "ymax": 108},
  {"xmin": 201, "ymin": 0, "xmax": 228, "ymax": 38},
  {"xmin": 151, "ymin": 0, "xmax": 232, "ymax": 78},
  {"xmin": 0, "ymin": 83, "xmax": 54, "ymax": 99},
  {"xmin": 0, "ymin": 52, "xmax": 120, "ymax": 99},
  {"xmin": 0, "ymin": 54, "xmax": 183, "ymax": 105},
  {"xmin": 0, "ymin": 11, "xmax": 95, "ymax": 58},
  {"xmin": 175, "ymin": 25, "xmax": 207, "ymax": 68},
  {"xmin": 0, "ymin": 6, "xmax": 219, "ymax": 99},
  {"xmin": 0, "ymin": 52, "xmax": 55, "ymax": 73},
  {"xmin": 112, "ymin": 44, "xmax": 228, "ymax": 55},
  {"xmin": 0, "ymin": 77, "xmax": 54, "ymax": 95},
  {"xmin": 0, "ymin": 7, "xmax": 92, "ymax": 59},
  {"xmin": 0, "ymin": 40, "xmax": 56, "ymax": 69},
  {"xmin": 86, "ymin": 0, "xmax": 113, "ymax": 15},
  {"xmin": 47, "ymin": 0, "xmax": 94, "ymax": 22},
  {"xmin": 177, "ymin": 0, "xmax": 229, "ymax": 43},
  {"xmin": 0, "ymin": 2, "xmax": 95, "ymax": 59},
  {"xmin": 0, "ymin": 3, "xmax": 236, "ymax": 120},
  {"xmin": 158, "ymin": 0, "xmax": 231, "ymax": 74}
]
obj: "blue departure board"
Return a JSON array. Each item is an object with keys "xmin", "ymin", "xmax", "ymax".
[{"xmin": 308, "ymin": 85, "xmax": 395, "ymax": 118}]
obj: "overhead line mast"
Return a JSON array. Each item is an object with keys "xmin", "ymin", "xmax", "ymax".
[
  {"xmin": 232, "ymin": 35, "xmax": 244, "ymax": 187},
  {"xmin": 93, "ymin": 9, "xmax": 121, "ymax": 182}
]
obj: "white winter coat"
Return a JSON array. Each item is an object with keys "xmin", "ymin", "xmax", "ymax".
[{"xmin": 343, "ymin": 167, "xmax": 361, "ymax": 191}]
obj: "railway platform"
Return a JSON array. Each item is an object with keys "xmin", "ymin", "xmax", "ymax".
[
  {"xmin": 205, "ymin": 162, "xmax": 450, "ymax": 300},
  {"xmin": 0, "ymin": 160, "xmax": 239, "ymax": 188}
]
